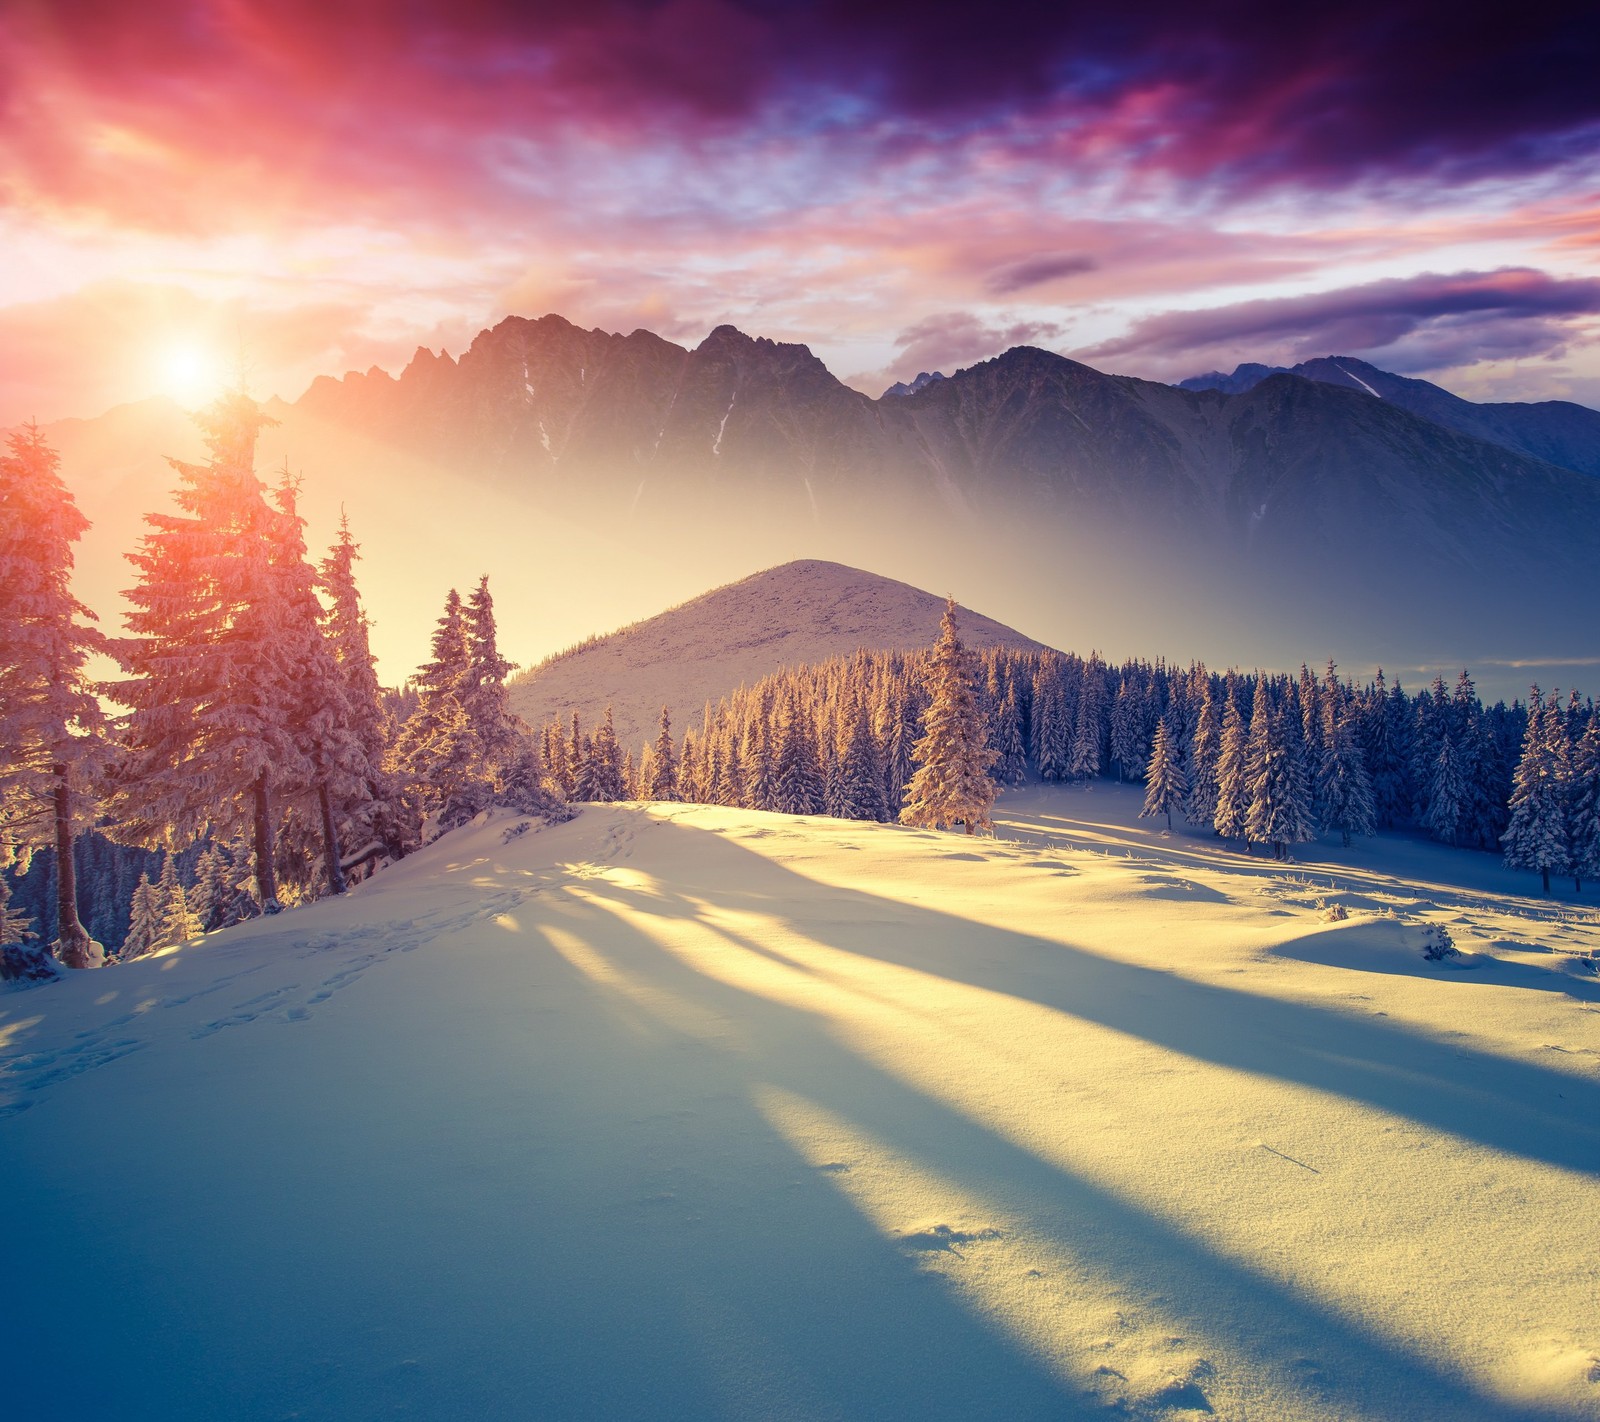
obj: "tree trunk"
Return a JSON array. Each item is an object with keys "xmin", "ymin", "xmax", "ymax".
[
  {"xmin": 253, "ymin": 770, "xmax": 282, "ymax": 914},
  {"xmin": 318, "ymin": 781, "xmax": 347, "ymax": 897},
  {"xmin": 52, "ymin": 764, "xmax": 99, "ymax": 970},
  {"xmin": 1542, "ymin": 865, "xmax": 1551, "ymax": 894}
]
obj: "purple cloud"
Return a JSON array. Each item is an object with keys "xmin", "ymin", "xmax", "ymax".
[
  {"xmin": 4, "ymin": 1, "xmax": 1597, "ymax": 238},
  {"xmin": 1082, "ymin": 268, "xmax": 1600, "ymax": 376},
  {"xmin": 985, "ymin": 254, "xmax": 1098, "ymax": 296}
]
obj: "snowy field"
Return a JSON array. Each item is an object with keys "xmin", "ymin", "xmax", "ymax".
[{"xmin": 4, "ymin": 786, "xmax": 1599, "ymax": 1421}]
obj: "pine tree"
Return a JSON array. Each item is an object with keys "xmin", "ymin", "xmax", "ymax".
[
  {"xmin": 113, "ymin": 391, "xmax": 308, "ymax": 915},
  {"xmin": 1318, "ymin": 700, "xmax": 1376, "ymax": 848},
  {"xmin": 1185, "ymin": 682, "xmax": 1222, "ymax": 827},
  {"xmin": 773, "ymin": 692, "xmax": 826, "ymax": 815},
  {"xmin": 647, "ymin": 707, "xmax": 679, "ymax": 801},
  {"xmin": 393, "ymin": 590, "xmax": 489, "ymax": 830},
  {"xmin": 591, "ymin": 708, "xmax": 625, "ymax": 802},
  {"xmin": 1423, "ymin": 733, "xmax": 1468, "ymax": 846},
  {"xmin": 991, "ymin": 684, "xmax": 1028, "ymax": 787},
  {"xmin": 899, "ymin": 601, "xmax": 998, "ymax": 834},
  {"xmin": 1244, "ymin": 688, "xmax": 1316, "ymax": 860},
  {"xmin": 191, "ymin": 846, "xmax": 229, "ymax": 932},
  {"xmin": 1139, "ymin": 717, "xmax": 1188, "ymax": 831},
  {"xmin": 1568, "ymin": 715, "xmax": 1600, "ymax": 892},
  {"xmin": 464, "ymin": 576, "xmax": 521, "ymax": 778},
  {"xmin": 1212, "ymin": 692, "xmax": 1250, "ymax": 843},
  {"xmin": 1068, "ymin": 667, "xmax": 1102, "ymax": 781},
  {"xmin": 838, "ymin": 695, "xmax": 889, "ymax": 822},
  {"xmin": 713, "ymin": 729, "xmax": 743, "ymax": 806},
  {"xmin": 270, "ymin": 471, "xmax": 365, "ymax": 896},
  {"xmin": 1502, "ymin": 688, "xmax": 1571, "ymax": 894},
  {"xmin": 156, "ymin": 852, "xmax": 200, "ymax": 948},
  {"xmin": 0, "ymin": 876, "xmax": 35, "ymax": 947},
  {"xmin": 0, "ymin": 422, "xmax": 111, "ymax": 968},
  {"xmin": 319, "ymin": 514, "xmax": 408, "ymax": 863},
  {"xmin": 743, "ymin": 703, "xmax": 778, "ymax": 811},
  {"xmin": 1032, "ymin": 666, "xmax": 1070, "ymax": 781},
  {"xmin": 121, "ymin": 871, "xmax": 163, "ymax": 960}
]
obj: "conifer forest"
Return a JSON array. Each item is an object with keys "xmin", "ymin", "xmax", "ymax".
[{"xmin": 3, "ymin": 392, "xmax": 1596, "ymax": 980}]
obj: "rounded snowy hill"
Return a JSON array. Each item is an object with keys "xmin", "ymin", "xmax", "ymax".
[{"xmin": 508, "ymin": 559, "xmax": 1046, "ymax": 746}]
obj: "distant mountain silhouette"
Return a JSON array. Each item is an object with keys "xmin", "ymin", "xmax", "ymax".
[{"xmin": 1181, "ymin": 356, "xmax": 1600, "ymax": 478}]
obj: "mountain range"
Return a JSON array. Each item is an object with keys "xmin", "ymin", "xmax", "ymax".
[
  {"xmin": 40, "ymin": 315, "xmax": 1600, "ymax": 700},
  {"xmin": 1179, "ymin": 356, "xmax": 1600, "ymax": 478}
]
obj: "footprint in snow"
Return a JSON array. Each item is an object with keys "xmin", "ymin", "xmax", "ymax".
[{"xmin": 898, "ymin": 1223, "xmax": 1003, "ymax": 1255}]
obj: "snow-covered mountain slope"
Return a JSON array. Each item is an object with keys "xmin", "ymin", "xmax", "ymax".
[
  {"xmin": 508, "ymin": 558, "xmax": 1045, "ymax": 747},
  {"xmin": 6, "ymin": 789, "xmax": 1598, "ymax": 1421}
]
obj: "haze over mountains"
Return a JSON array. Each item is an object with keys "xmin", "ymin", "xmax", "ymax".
[{"xmin": 40, "ymin": 314, "xmax": 1600, "ymax": 701}]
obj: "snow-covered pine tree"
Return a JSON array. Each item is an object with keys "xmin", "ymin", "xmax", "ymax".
[
  {"xmin": 114, "ymin": 391, "xmax": 310, "ymax": 915},
  {"xmin": 1410, "ymin": 676, "xmax": 1450, "ymax": 823},
  {"xmin": 497, "ymin": 736, "xmax": 566, "ymax": 818},
  {"xmin": 464, "ymin": 576, "xmax": 524, "ymax": 786},
  {"xmin": 269, "ymin": 471, "xmax": 367, "ymax": 896},
  {"xmin": 1423, "ymin": 732, "xmax": 1468, "ymax": 846},
  {"xmin": 743, "ymin": 701, "xmax": 777, "ymax": 811},
  {"xmin": 899, "ymin": 600, "xmax": 998, "ymax": 834},
  {"xmin": 1501, "ymin": 688, "xmax": 1572, "ymax": 894},
  {"xmin": 1185, "ymin": 681, "xmax": 1222, "ymax": 827},
  {"xmin": 1032, "ymin": 664, "xmax": 1070, "ymax": 781},
  {"xmin": 1318, "ymin": 699, "xmax": 1376, "ymax": 848},
  {"xmin": 393, "ymin": 590, "xmax": 490, "ymax": 830},
  {"xmin": 991, "ymin": 683, "xmax": 1027, "ymax": 787},
  {"xmin": 838, "ymin": 694, "xmax": 890, "ymax": 822},
  {"xmin": 191, "ymin": 846, "xmax": 228, "ymax": 932},
  {"xmin": 1568, "ymin": 714, "xmax": 1600, "ymax": 892},
  {"xmin": 1211, "ymin": 691, "xmax": 1250, "ymax": 843},
  {"xmin": 319, "ymin": 514, "xmax": 410, "ymax": 863},
  {"xmin": 1139, "ymin": 717, "xmax": 1188, "ymax": 830},
  {"xmin": 591, "ymin": 708, "xmax": 625, "ymax": 802},
  {"xmin": 881, "ymin": 676, "xmax": 921, "ymax": 810},
  {"xmin": 713, "ymin": 729, "xmax": 743, "ymax": 807},
  {"xmin": 155, "ymin": 852, "xmax": 200, "ymax": 948},
  {"xmin": 773, "ymin": 692, "xmax": 826, "ymax": 815},
  {"xmin": 121, "ymin": 871, "xmax": 163, "ymax": 960},
  {"xmin": 1068, "ymin": 662, "xmax": 1103, "ymax": 781},
  {"xmin": 0, "ymin": 875, "xmax": 36, "ymax": 948},
  {"xmin": 1244, "ymin": 685, "xmax": 1317, "ymax": 860},
  {"xmin": 1110, "ymin": 678, "xmax": 1141, "ymax": 782},
  {"xmin": 647, "ymin": 707, "xmax": 679, "ymax": 801},
  {"xmin": 0, "ymin": 422, "xmax": 112, "ymax": 969}
]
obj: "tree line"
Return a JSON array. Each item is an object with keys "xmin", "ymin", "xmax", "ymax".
[{"xmin": 534, "ymin": 637, "xmax": 1597, "ymax": 889}]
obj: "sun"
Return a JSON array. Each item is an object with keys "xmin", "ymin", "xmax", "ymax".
[{"xmin": 157, "ymin": 341, "xmax": 227, "ymax": 408}]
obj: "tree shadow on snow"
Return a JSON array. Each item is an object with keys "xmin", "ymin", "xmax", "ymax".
[{"xmin": 544, "ymin": 859, "xmax": 1579, "ymax": 1422}]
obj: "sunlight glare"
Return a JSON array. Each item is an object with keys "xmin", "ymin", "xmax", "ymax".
[{"xmin": 157, "ymin": 341, "xmax": 225, "ymax": 408}]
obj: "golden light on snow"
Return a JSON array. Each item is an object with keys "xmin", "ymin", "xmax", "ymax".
[{"xmin": 156, "ymin": 340, "xmax": 226, "ymax": 408}]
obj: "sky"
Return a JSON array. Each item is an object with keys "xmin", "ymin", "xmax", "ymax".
[{"xmin": 3, "ymin": 0, "xmax": 1600, "ymax": 428}]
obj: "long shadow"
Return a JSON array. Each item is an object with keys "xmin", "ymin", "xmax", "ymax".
[
  {"xmin": 577, "ymin": 813, "xmax": 1600, "ymax": 1178},
  {"xmin": 510, "ymin": 917, "xmax": 1093, "ymax": 1422},
  {"xmin": 552, "ymin": 878, "xmax": 1578, "ymax": 1422}
]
